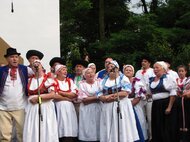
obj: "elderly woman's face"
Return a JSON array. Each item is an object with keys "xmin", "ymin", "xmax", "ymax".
[
  {"xmin": 124, "ymin": 66, "xmax": 134, "ymax": 78},
  {"xmin": 89, "ymin": 65, "xmax": 96, "ymax": 73},
  {"xmin": 84, "ymin": 68, "xmax": 95, "ymax": 80},
  {"xmin": 57, "ymin": 67, "xmax": 67, "ymax": 78},
  {"xmin": 153, "ymin": 63, "xmax": 165, "ymax": 77}
]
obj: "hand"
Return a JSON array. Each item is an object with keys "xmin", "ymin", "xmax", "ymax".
[
  {"xmin": 182, "ymin": 90, "xmax": 190, "ymax": 98},
  {"xmin": 165, "ymin": 107, "xmax": 171, "ymax": 115},
  {"xmin": 105, "ymin": 95, "xmax": 115, "ymax": 102},
  {"xmin": 29, "ymin": 96, "xmax": 38, "ymax": 104},
  {"xmin": 99, "ymin": 96, "xmax": 107, "ymax": 102}
]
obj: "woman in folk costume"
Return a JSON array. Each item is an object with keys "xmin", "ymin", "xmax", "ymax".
[
  {"xmin": 123, "ymin": 64, "xmax": 148, "ymax": 142},
  {"xmin": 148, "ymin": 61, "xmax": 179, "ymax": 142},
  {"xmin": 98, "ymin": 60, "xmax": 139, "ymax": 142},
  {"xmin": 54, "ymin": 64, "xmax": 78, "ymax": 142},
  {"xmin": 176, "ymin": 65, "xmax": 187, "ymax": 96},
  {"xmin": 77, "ymin": 67, "xmax": 102, "ymax": 142},
  {"xmin": 23, "ymin": 60, "xmax": 59, "ymax": 142},
  {"xmin": 176, "ymin": 65, "xmax": 190, "ymax": 142}
]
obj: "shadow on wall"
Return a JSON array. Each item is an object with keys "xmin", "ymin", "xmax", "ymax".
[{"xmin": 0, "ymin": 37, "xmax": 23, "ymax": 65}]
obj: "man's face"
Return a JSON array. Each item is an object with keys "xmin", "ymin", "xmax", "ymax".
[
  {"xmin": 51, "ymin": 62, "xmax": 61, "ymax": 73},
  {"xmin": 75, "ymin": 64, "xmax": 85, "ymax": 76},
  {"xmin": 6, "ymin": 55, "xmax": 19, "ymax": 67},
  {"xmin": 141, "ymin": 59, "xmax": 150, "ymax": 69},
  {"xmin": 104, "ymin": 58, "xmax": 113, "ymax": 70},
  {"xmin": 28, "ymin": 56, "xmax": 40, "ymax": 65}
]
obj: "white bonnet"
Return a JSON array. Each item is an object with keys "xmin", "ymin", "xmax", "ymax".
[
  {"xmin": 82, "ymin": 67, "xmax": 92, "ymax": 77},
  {"xmin": 156, "ymin": 61, "xmax": 168, "ymax": 71},
  {"xmin": 55, "ymin": 64, "xmax": 66, "ymax": 74},
  {"xmin": 109, "ymin": 60, "xmax": 119, "ymax": 69},
  {"xmin": 88, "ymin": 63, "xmax": 96, "ymax": 68},
  {"xmin": 123, "ymin": 64, "xmax": 135, "ymax": 73}
]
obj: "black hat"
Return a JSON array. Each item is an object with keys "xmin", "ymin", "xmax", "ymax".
[
  {"xmin": 49, "ymin": 57, "xmax": 65, "ymax": 67},
  {"xmin": 26, "ymin": 50, "xmax": 44, "ymax": 60},
  {"xmin": 72, "ymin": 60, "xmax": 88, "ymax": 69},
  {"xmin": 4, "ymin": 47, "xmax": 21, "ymax": 58}
]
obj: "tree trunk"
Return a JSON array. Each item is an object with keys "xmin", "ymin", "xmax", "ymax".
[
  {"xmin": 99, "ymin": 0, "xmax": 105, "ymax": 41},
  {"xmin": 141, "ymin": 0, "xmax": 148, "ymax": 14},
  {"xmin": 150, "ymin": 0, "xmax": 158, "ymax": 13}
]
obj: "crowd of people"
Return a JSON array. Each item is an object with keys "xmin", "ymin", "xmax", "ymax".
[{"xmin": 0, "ymin": 47, "xmax": 190, "ymax": 142}]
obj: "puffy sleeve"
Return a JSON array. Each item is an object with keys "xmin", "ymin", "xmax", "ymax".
[
  {"xmin": 164, "ymin": 75, "xmax": 177, "ymax": 96},
  {"xmin": 27, "ymin": 66, "xmax": 35, "ymax": 77},
  {"xmin": 95, "ymin": 78, "xmax": 104, "ymax": 97},
  {"xmin": 77, "ymin": 81, "xmax": 89, "ymax": 100},
  {"xmin": 183, "ymin": 77, "xmax": 190, "ymax": 92},
  {"xmin": 70, "ymin": 79, "xmax": 77, "ymax": 94},
  {"xmin": 120, "ymin": 75, "xmax": 132, "ymax": 93},
  {"xmin": 134, "ymin": 80, "xmax": 147, "ymax": 99},
  {"xmin": 45, "ymin": 77, "xmax": 56, "ymax": 92}
]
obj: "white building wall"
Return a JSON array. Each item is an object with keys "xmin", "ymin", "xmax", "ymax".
[{"xmin": 0, "ymin": 0, "xmax": 60, "ymax": 71}]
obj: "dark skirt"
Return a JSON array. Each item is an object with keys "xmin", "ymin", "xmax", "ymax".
[
  {"xmin": 59, "ymin": 137, "xmax": 78, "ymax": 142},
  {"xmin": 177, "ymin": 97, "xmax": 190, "ymax": 142},
  {"xmin": 151, "ymin": 98, "xmax": 179, "ymax": 142}
]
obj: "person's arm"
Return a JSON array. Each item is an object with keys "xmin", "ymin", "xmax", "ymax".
[
  {"xmin": 165, "ymin": 96, "xmax": 176, "ymax": 115},
  {"xmin": 165, "ymin": 76, "xmax": 177, "ymax": 114},
  {"xmin": 99, "ymin": 91, "xmax": 128, "ymax": 103},
  {"xmin": 54, "ymin": 93, "xmax": 72, "ymax": 102},
  {"xmin": 82, "ymin": 96, "xmax": 99, "ymax": 105},
  {"xmin": 113, "ymin": 91, "xmax": 128, "ymax": 100},
  {"xmin": 29, "ymin": 90, "xmax": 55, "ymax": 104},
  {"xmin": 58, "ymin": 91, "xmax": 77, "ymax": 99}
]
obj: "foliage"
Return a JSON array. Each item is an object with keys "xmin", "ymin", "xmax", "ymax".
[{"xmin": 60, "ymin": 0, "xmax": 190, "ymax": 72}]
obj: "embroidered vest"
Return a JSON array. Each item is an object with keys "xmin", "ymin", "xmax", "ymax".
[
  {"xmin": 149, "ymin": 74, "xmax": 169, "ymax": 94},
  {"xmin": 102, "ymin": 73, "xmax": 124, "ymax": 95},
  {"xmin": 0, "ymin": 65, "xmax": 28, "ymax": 96},
  {"xmin": 54, "ymin": 78, "xmax": 71, "ymax": 93},
  {"xmin": 28, "ymin": 74, "xmax": 52, "ymax": 95}
]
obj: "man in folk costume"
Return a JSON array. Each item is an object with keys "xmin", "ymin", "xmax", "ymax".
[
  {"xmin": 26, "ymin": 49, "xmax": 44, "ymax": 68},
  {"xmin": 0, "ymin": 47, "xmax": 33, "ymax": 142},
  {"xmin": 68, "ymin": 60, "xmax": 88, "ymax": 88},
  {"xmin": 97, "ymin": 57, "xmax": 113, "ymax": 79},
  {"xmin": 135, "ymin": 55, "xmax": 155, "ymax": 141}
]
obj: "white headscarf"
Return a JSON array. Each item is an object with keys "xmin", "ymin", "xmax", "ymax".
[
  {"xmin": 55, "ymin": 64, "xmax": 67, "ymax": 74},
  {"xmin": 82, "ymin": 67, "xmax": 92, "ymax": 77},
  {"xmin": 123, "ymin": 64, "xmax": 135, "ymax": 73},
  {"xmin": 88, "ymin": 63, "xmax": 96, "ymax": 68},
  {"xmin": 109, "ymin": 60, "xmax": 119, "ymax": 69},
  {"xmin": 156, "ymin": 61, "xmax": 168, "ymax": 71}
]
